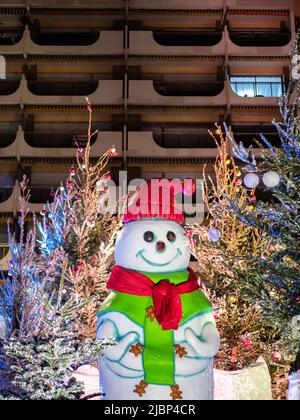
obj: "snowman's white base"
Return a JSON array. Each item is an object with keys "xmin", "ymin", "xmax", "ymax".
[{"xmin": 99, "ymin": 361, "xmax": 214, "ymax": 400}]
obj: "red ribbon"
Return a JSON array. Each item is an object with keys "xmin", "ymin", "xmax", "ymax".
[{"xmin": 107, "ymin": 266, "xmax": 199, "ymax": 330}]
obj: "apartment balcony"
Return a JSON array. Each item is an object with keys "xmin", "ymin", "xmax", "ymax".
[
  {"xmin": 0, "ymin": 29, "xmax": 24, "ymax": 46},
  {"xmin": 128, "ymin": 80, "xmax": 227, "ymax": 106},
  {"xmin": 225, "ymin": 27, "xmax": 292, "ymax": 56},
  {"xmin": 153, "ymin": 30, "xmax": 223, "ymax": 47},
  {"xmin": 0, "ymin": 132, "xmax": 16, "ymax": 148},
  {"xmin": 0, "ymin": 79, "xmax": 123, "ymax": 105},
  {"xmin": 129, "ymin": 30, "xmax": 226, "ymax": 56},
  {"xmin": 231, "ymin": 125, "xmax": 281, "ymax": 148},
  {"xmin": 28, "ymin": 81, "xmax": 99, "ymax": 96},
  {"xmin": 31, "ymin": 31, "xmax": 100, "ymax": 46},
  {"xmin": 229, "ymin": 29, "xmax": 291, "ymax": 47},
  {"xmin": 0, "ymin": 80, "xmax": 21, "ymax": 96},
  {"xmin": 127, "ymin": 132, "xmax": 218, "ymax": 158},
  {"xmin": 0, "ymin": 126, "xmax": 123, "ymax": 160},
  {"xmin": 153, "ymin": 81, "xmax": 224, "ymax": 96},
  {"xmin": 0, "ymin": 27, "xmax": 124, "ymax": 55}
]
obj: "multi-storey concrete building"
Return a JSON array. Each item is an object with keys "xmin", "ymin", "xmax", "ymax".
[{"xmin": 0, "ymin": 0, "xmax": 298, "ymax": 270}]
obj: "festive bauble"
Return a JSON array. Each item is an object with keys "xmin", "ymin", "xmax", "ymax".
[
  {"xmin": 67, "ymin": 180, "xmax": 73, "ymax": 187},
  {"xmin": 208, "ymin": 228, "xmax": 221, "ymax": 243},
  {"xmin": 244, "ymin": 173, "xmax": 259, "ymax": 189},
  {"xmin": 225, "ymin": 158, "xmax": 231, "ymax": 165},
  {"xmin": 242, "ymin": 338, "xmax": 252, "ymax": 348},
  {"xmin": 248, "ymin": 204, "xmax": 256, "ymax": 212},
  {"xmin": 60, "ymin": 185, "xmax": 65, "ymax": 192},
  {"xmin": 249, "ymin": 194, "xmax": 256, "ymax": 202},
  {"xmin": 77, "ymin": 148, "xmax": 84, "ymax": 158},
  {"xmin": 262, "ymin": 171, "xmax": 280, "ymax": 188},
  {"xmin": 69, "ymin": 167, "xmax": 76, "ymax": 176},
  {"xmin": 185, "ymin": 229, "xmax": 193, "ymax": 238},
  {"xmin": 235, "ymin": 178, "xmax": 242, "ymax": 187},
  {"xmin": 87, "ymin": 220, "xmax": 95, "ymax": 228},
  {"xmin": 40, "ymin": 209, "xmax": 47, "ymax": 216},
  {"xmin": 271, "ymin": 352, "xmax": 282, "ymax": 362},
  {"xmin": 213, "ymin": 310, "xmax": 219, "ymax": 320},
  {"xmin": 235, "ymin": 170, "xmax": 242, "ymax": 178},
  {"xmin": 228, "ymin": 294, "xmax": 237, "ymax": 304}
]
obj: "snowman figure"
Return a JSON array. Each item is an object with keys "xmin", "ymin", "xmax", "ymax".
[{"xmin": 97, "ymin": 180, "xmax": 220, "ymax": 400}]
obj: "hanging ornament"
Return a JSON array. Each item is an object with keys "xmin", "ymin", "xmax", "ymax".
[
  {"xmin": 69, "ymin": 167, "xmax": 76, "ymax": 177},
  {"xmin": 242, "ymin": 338, "xmax": 252, "ymax": 348},
  {"xmin": 225, "ymin": 158, "xmax": 231, "ymax": 165},
  {"xmin": 87, "ymin": 219, "xmax": 95, "ymax": 228},
  {"xmin": 50, "ymin": 190, "xmax": 55, "ymax": 198},
  {"xmin": 195, "ymin": 244, "xmax": 201, "ymax": 253},
  {"xmin": 185, "ymin": 229, "xmax": 193, "ymax": 238},
  {"xmin": 59, "ymin": 185, "xmax": 65, "ymax": 192},
  {"xmin": 104, "ymin": 174, "xmax": 112, "ymax": 181},
  {"xmin": 235, "ymin": 169, "xmax": 242, "ymax": 177},
  {"xmin": 235, "ymin": 178, "xmax": 242, "ymax": 187},
  {"xmin": 248, "ymin": 204, "xmax": 256, "ymax": 212},
  {"xmin": 228, "ymin": 294, "xmax": 237, "ymax": 304},
  {"xmin": 213, "ymin": 310, "xmax": 219, "ymax": 320},
  {"xmin": 249, "ymin": 194, "xmax": 256, "ymax": 202},
  {"xmin": 67, "ymin": 180, "xmax": 73, "ymax": 188},
  {"xmin": 90, "ymin": 256, "xmax": 96, "ymax": 265},
  {"xmin": 262, "ymin": 171, "xmax": 280, "ymax": 188},
  {"xmin": 111, "ymin": 145, "xmax": 118, "ymax": 156},
  {"xmin": 81, "ymin": 164, "xmax": 86, "ymax": 171},
  {"xmin": 40, "ymin": 209, "xmax": 47, "ymax": 217},
  {"xmin": 271, "ymin": 352, "xmax": 282, "ymax": 362},
  {"xmin": 76, "ymin": 148, "xmax": 84, "ymax": 158},
  {"xmin": 208, "ymin": 228, "xmax": 221, "ymax": 243},
  {"xmin": 75, "ymin": 263, "xmax": 83, "ymax": 272},
  {"xmin": 8, "ymin": 260, "xmax": 14, "ymax": 268},
  {"xmin": 244, "ymin": 173, "xmax": 259, "ymax": 189},
  {"xmin": 283, "ymin": 255, "xmax": 293, "ymax": 263}
]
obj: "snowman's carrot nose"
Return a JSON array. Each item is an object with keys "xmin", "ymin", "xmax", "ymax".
[{"xmin": 156, "ymin": 241, "xmax": 166, "ymax": 253}]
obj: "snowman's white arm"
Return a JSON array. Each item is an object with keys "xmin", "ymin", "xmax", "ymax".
[
  {"xmin": 185, "ymin": 323, "xmax": 220, "ymax": 359},
  {"xmin": 97, "ymin": 320, "xmax": 139, "ymax": 362}
]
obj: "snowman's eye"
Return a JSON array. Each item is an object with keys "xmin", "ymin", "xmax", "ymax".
[
  {"xmin": 167, "ymin": 231, "xmax": 176, "ymax": 242},
  {"xmin": 144, "ymin": 231, "xmax": 155, "ymax": 243}
]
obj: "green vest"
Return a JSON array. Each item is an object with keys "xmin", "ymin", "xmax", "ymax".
[{"xmin": 98, "ymin": 269, "xmax": 212, "ymax": 385}]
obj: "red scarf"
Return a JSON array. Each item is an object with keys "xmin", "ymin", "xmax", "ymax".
[{"xmin": 107, "ymin": 266, "xmax": 199, "ymax": 330}]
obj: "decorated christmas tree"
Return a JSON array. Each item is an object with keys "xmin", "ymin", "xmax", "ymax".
[
  {"xmin": 225, "ymin": 74, "xmax": 300, "ymax": 391},
  {"xmin": 188, "ymin": 129, "xmax": 289, "ymax": 399},
  {"xmin": 0, "ymin": 101, "xmax": 119, "ymax": 399}
]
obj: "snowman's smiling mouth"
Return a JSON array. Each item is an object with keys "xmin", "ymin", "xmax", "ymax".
[{"xmin": 136, "ymin": 248, "xmax": 182, "ymax": 267}]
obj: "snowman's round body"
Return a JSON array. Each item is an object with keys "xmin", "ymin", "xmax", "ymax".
[{"xmin": 97, "ymin": 219, "xmax": 220, "ymax": 400}]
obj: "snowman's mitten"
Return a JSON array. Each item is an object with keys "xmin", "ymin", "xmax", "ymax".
[
  {"xmin": 97, "ymin": 320, "xmax": 139, "ymax": 362},
  {"xmin": 185, "ymin": 323, "xmax": 220, "ymax": 359}
]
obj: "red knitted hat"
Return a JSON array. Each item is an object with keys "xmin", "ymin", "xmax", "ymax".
[{"xmin": 124, "ymin": 179, "xmax": 185, "ymax": 225}]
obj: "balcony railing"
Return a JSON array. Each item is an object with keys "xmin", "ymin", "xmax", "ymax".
[
  {"xmin": 153, "ymin": 30, "xmax": 223, "ymax": 46},
  {"xmin": 28, "ymin": 81, "xmax": 99, "ymax": 96},
  {"xmin": 153, "ymin": 131, "xmax": 217, "ymax": 148},
  {"xmin": 30, "ymin": 31, "xmax": 100, "ymax": 46},
  {"xmin": 229, "ymin": 29, "xmax": 291, "ymax": 47},
  {"xmin": 24, "ymin": 132, "xmax": 98, "ymax": 148},
  {"xmin": 153, "ymin": 81, "xmax": 224, "ymax": 97}
]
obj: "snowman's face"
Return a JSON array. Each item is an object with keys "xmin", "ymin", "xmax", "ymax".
[{"xmin": 115, "ymin": 219, "xmax": 191, "ymax": 273}]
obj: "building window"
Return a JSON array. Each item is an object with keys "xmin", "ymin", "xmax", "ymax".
[{"xmin": 230, "ymin": 76, "xmax": 283, "ymax": 97}]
